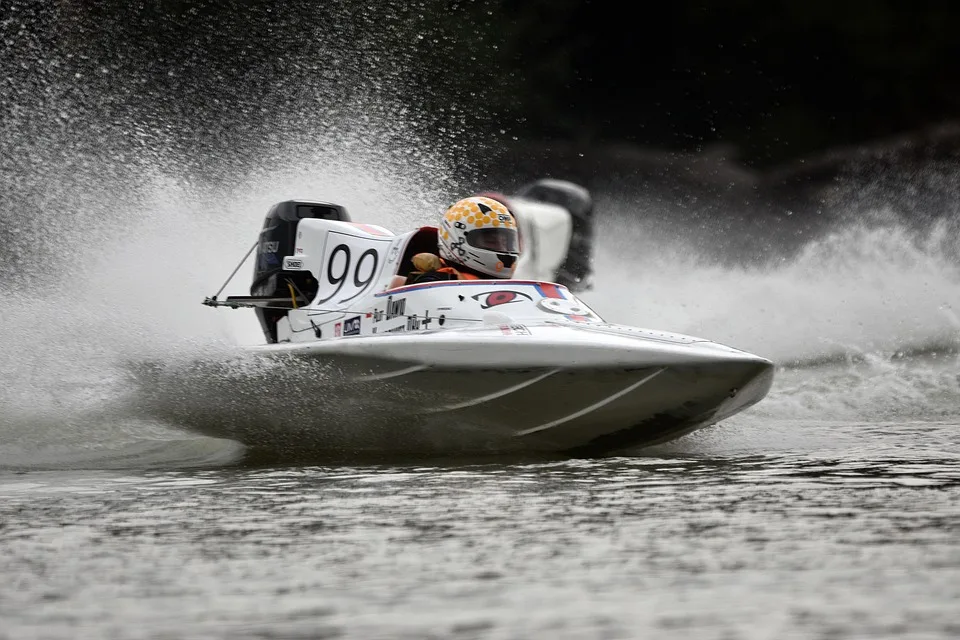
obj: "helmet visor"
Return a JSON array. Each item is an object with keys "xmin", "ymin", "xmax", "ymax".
[{"xmin": 466, "ymin": 228, "xmax": 519, "ymax": 253}]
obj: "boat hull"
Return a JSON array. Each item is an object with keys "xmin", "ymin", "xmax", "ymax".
[{"xmin": 134, "ymin": 323, "xmax": 773, "ymax": 459}]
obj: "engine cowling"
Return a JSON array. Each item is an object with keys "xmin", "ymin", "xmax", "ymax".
[{"xmin": 253, "ymin": 200, "xmax": 351, "ymax": 343}]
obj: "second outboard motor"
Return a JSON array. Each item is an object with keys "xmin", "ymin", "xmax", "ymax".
[
  {"xmin": 252, "ymin": 200, "xmax": 351, "ymax": 343},
  {"xmin": 515, "ymin": 179, "xmax": 595, "ymax": 292}
]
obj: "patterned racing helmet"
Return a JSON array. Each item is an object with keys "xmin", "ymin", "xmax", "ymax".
[{"xmin": 438, "ymin": 196, "xmax": 520, "ymax": 278}]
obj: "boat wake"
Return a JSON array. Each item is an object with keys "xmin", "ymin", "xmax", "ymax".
[
  {"xmin": 2, "ymin": 0, "xmax": 959, "ymax": 470},
  {"xmin": 588, "ymin": 209, "xmax": 960, "ymax": 367},
  {"xmin": 2, "ymin": 107, "xmax": 959, "ymax": 469},
  {"xmin": 2, "ymin": 195, "xmax": 958, "ymax": 469}
]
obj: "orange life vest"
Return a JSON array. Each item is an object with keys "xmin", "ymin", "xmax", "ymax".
[
  {"xmin": 433, "ymin": 265, "xmax": 479, "ymax": 280},
  {"xmin": 426, "ymin": 257, "xmax": 480, "ymax": 280}
]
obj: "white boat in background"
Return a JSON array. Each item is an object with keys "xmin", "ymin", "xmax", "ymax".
[{"xmin": 186, "ymin": 180, "xmax": 773, "ymax": 458}]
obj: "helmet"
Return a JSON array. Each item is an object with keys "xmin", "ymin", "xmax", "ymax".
[{"xmin": 438, "ymin": 196, "xmax": 520, "ymax": 278}]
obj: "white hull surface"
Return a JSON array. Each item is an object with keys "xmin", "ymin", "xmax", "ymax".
[{"xmin": 148, "ymin": 322, "xmax": 772, "ymax": 458}]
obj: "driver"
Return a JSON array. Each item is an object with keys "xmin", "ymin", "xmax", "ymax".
[{"xmin": 388, "ymin": 196, "xmax": 520, "ymax": 288}]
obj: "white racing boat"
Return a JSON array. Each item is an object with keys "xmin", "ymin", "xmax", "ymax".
[{"xmin": 192, "ymin": 180, "xmax": 774, "ymax": 457}]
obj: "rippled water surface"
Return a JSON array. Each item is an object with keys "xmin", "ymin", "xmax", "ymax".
[{"xmin": 3, "ymin": 421, "xmax": 960, "ymax": 640}]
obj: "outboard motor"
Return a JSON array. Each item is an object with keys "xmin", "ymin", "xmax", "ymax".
[
  {"xmin": 515, "ymin": 179, "xmax": 595, "ymax": 292},
  {"xmin": 252, "ymin": 200, "xmax": 351, "ymax": 343}
]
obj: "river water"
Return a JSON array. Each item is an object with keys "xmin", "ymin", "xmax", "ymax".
[{"xmin": 2, "ymin": 413, "xmax": 959, "ymax": 639}]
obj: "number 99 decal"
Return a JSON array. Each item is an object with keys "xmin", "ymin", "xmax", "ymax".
[{"xmin": 315, "ymin": 234, "xmax": 386, "ymax": 305}]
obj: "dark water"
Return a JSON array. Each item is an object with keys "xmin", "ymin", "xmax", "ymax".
[
  {"xmin": 2, "ymin": 435, "xmax": 959, "ymax": 639},
  {"xmin": 2, "ymin": 353, "xmax": 960, "ymax": 639}
]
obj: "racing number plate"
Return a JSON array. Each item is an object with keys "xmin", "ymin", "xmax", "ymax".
[{"xmin": 315, "ymin": 231, "xmax": 394, "ymax": 307}]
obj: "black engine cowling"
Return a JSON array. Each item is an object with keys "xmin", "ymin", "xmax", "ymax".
[{"xmin": 253, "ymin": 200, "xmax": 351, "ymax": 343}]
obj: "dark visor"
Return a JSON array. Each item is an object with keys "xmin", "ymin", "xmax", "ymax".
[{"xmin": 466, "ymin": 227, "xmax": 519, "ymax": 253}]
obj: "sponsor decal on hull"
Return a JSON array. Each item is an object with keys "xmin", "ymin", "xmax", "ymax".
[
  {"xmin": 471, "ymin": 290, "xmax": 532, "ymax": 309},
  {"xmin": 372, "ymin": 296, "xmax": 406, "ymax": 323},
  {"xmin": 343, "ymin": 316, "xmax": 361, "ymax": 336},
  {"xmin": 499, "ymin": 324, "xmax": 531, "ymax": 336}
]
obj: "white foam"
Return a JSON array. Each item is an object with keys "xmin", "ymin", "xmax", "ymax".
[
  {"xmin": 586, "ymin": 208, "xmax": 960, "ymax": 364},
  {"xmin": 0, "ymin": 112, "xmax": 459, "ymax": 467}
]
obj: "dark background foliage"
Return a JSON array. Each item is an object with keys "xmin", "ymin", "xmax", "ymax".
[
  {"xmin": 488, "ymin": 0, "xmax": 960, "ymax": 168},
  {"xmin": 6, "ymin": 0, "xmax": 957, "ymax": 165}
]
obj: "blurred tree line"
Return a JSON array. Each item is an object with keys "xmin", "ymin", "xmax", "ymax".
[
  {"xmin": 436, "ymin": 0, "xmax": 960, "ymax": 167},
  {"xmin": 9, "ymin": 0, "xmax": 960, "ymax": 169}
]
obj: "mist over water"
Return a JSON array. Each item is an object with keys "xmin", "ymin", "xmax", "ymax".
[
  {"xmin": 590, "ymin": 205, "xmax": 960, "ymax": 364},
  {"xmin": 0, "ymin": 135, "xmax": 464, "ymax": 468},
  {"xmin": 3, "ymin": 154, "xmax": 959, "ymax": 469},
  {"xmin": 1, "ymin": 2, "xmax": 472, "ymax": 467},
  {"xmin": 4, "ymin": 123, "xmax": 960, "ymax": 468}
]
